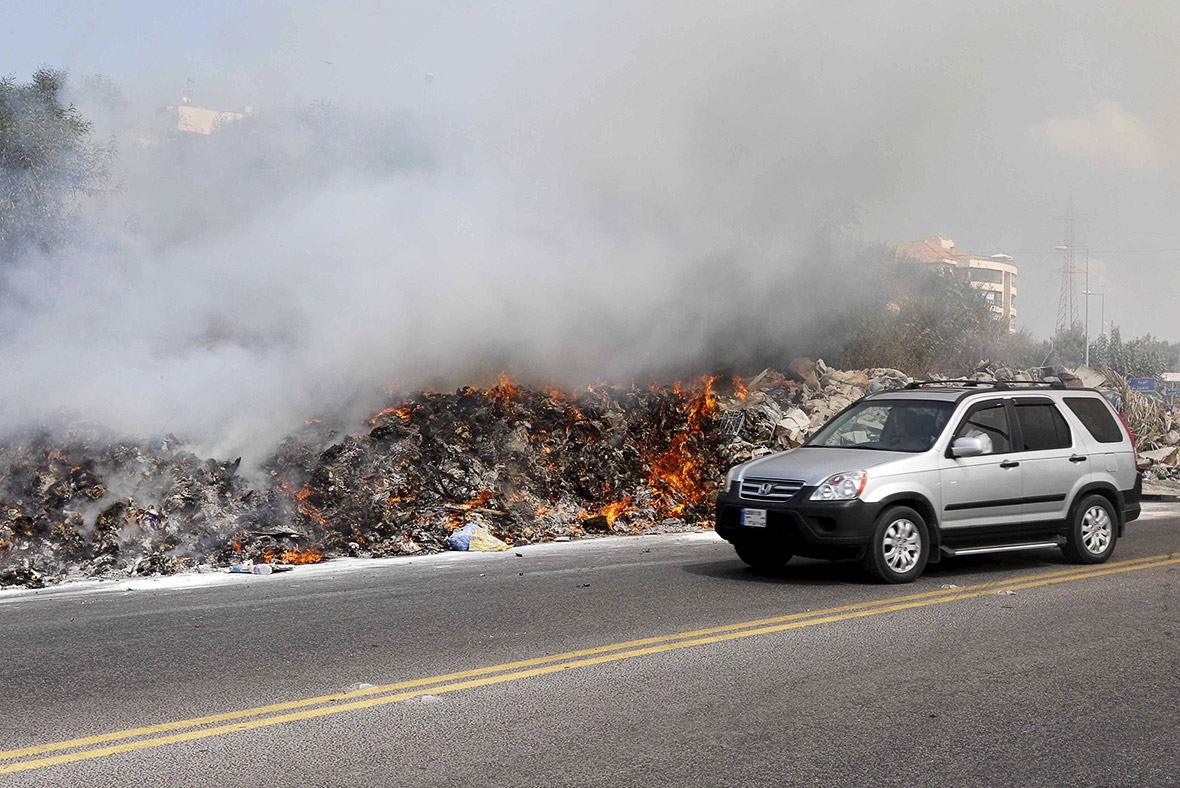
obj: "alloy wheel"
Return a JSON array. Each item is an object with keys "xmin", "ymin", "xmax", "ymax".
[
  {"xmin": 883, "ymin": 518, "xmax": 921, "ymax": 573},
  {"xmin": 1081, "ymin": 505, "xmax": 1112, "ymax": 555}
]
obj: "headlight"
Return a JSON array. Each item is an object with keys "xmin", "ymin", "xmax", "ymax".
[
  {"xmin": 810, "ymin": 471, "xmax": 867, "ymax": 501},
  {"xmin": 725, "ymin": 466, "xmax": 740, "ymax": 488}
]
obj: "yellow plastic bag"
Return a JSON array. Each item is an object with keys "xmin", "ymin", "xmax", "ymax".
[{"xmin": 468, "ymin": 526, "xmax": 509, "ymax": 552}]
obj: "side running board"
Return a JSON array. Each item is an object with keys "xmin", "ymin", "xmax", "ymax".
[{"xmin": 941, "ymin": 538, "xmax": 1064, "ymax": 557}]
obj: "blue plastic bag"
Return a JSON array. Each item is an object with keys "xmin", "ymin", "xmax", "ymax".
[{"xmin": 446, "ymin": 523, "xmax": 480, "ymax": 551}]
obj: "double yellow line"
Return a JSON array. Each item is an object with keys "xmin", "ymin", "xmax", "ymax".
[{"xmin": 3, "ymin": 553, "xmax": 1177, "ymax": 775}]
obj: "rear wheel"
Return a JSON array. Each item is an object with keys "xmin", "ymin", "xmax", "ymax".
[
  {"xmin": 734, "ymin": 540, "xmax": 792, "ymax": 573},
  {"xmin": 1062, "ymin": 495, "xmax": 1118, "ymax": 564},
  {"xmin": 863, "ymin": 506, "xmax": 928, "ymax": 584}
]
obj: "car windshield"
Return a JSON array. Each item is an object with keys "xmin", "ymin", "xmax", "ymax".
[{"xmin": 805, "ymin": 399, "xmax": 954, "ymax": 452}]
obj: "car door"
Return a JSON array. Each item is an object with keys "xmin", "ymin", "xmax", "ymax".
[
  {"xmin": 939, "ymin": 398, "xmax": 1025, "ymax": 530},
  {"xmin": 1011, "ymin": 397, "xmax": 1080, "ymax": 522}
]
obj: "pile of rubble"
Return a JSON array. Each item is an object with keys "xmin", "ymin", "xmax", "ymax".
[
  {"xmin": 713, "ymin": 359, "xmax": 910, "ymax": 466},
  {"xmin": 1068, "ymin": 366, "xmax": 1180, "ymax": 491},
  {"xmin": 2, "ymin": 361, "xmax": 1173, "ymax": 588}
]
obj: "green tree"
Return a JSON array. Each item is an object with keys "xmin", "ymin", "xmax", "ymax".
[
  {"xmin": 1124, "ymin": 333, "xmax": 1168, "ymax": 379},
  {"xmin": 1089, "ymin": 331, "xmax": 1109, "ymax": 369},
  {"xmin": 838, "ymin": 262, "xmax": 1003, "ymax": 374},
  {"xmin": 1107, "ymin": 325, "xmax": 1128, "ymax": 375},
  {"xmin": 0, "ymin": 68, "xmax": 110, "ymax": 263},
  {"xmin": 1040, "ymin": 323, "xmax": 1086, "ymax": 367}
]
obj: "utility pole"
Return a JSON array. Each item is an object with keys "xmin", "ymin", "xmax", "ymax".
[
  {"xmin": 1083, "ymin": 248, "xmax": 1090, "ymax": 366},
  {"xmin": 1055, "ymin": 200, "xmax": 1080, "ymax": 334}
]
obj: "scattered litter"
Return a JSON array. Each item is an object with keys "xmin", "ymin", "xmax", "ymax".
[
  {"xmin": 413, "ymin": 694, "xmax": 442, "ymax": 705},
  {"xmin": 554, "ymin": 536, "xmax": 571, "ymax": 542},
  {"xmin": 468, "ymin": 528, "xmax": 509, "ymax": 552},
  {"xmin": 940, "ymin": 584, "xmax": 959, "ymax": 589},
  {"xmin": 998, "ymin": 589, "xmax": 1017, "ymax": 595},
  {"xmin": 230, "ymin": 562, "xmax": 272, "ymax": 576},
  {"xmin": 445, "ymin": 524, "xmax": 479, "ymax": 551},
  {"xmin": 349, "ymin": 683, "xmax": 376, "ymax": 691}
]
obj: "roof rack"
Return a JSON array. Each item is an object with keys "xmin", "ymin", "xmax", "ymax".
[{"xmin": 904, "ymin": 379, "xmax": 1066, "ymax": 391}]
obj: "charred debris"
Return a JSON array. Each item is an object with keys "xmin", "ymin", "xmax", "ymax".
[{"xmin": 2, "ymin": 363, "xmax": 1177, "ymax": 588}]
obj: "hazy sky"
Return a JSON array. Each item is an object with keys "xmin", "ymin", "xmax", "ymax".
[
  {"xmin": 3, "ymin": 0, "xmax": 1179, "ymax": 454},
  {"xmin": 8, "ymin": 0, "xmax": 1177, "ymax": 341}
]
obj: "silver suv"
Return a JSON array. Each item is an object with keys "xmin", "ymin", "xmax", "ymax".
[{"xmin": 715, "ymin": 380, "xmax": 1143, "ymax": 583}]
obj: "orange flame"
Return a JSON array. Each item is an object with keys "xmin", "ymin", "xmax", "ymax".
[
  {"xmin": 645, "ymin": 376, "xmax": 718, "ymax": 519},
  {"xmin": 485, "ymin": 371, "xmax": 521, "ymax": 404},
  {"xmin": 732, "ymin": 376, "xmax": 748, "ymax": 401},
  {"xmin": 597, "ymin": 497, "xmax": 632, "ymax": 525},
  {"xmin": 279, "ymin": 481, "xmax": 328, "ymax": 526},
  {"xmin": 264, "ymin": 546, "xmax": 322, "ymax": 564}
]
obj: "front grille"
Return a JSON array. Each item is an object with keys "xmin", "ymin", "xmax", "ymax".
[{"xmin": 739, "ymin": 477, "xmax": 805, "ymax": 502}]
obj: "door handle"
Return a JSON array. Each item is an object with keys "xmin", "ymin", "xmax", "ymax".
[
  {"xmin": 1068, "ymin": 455, "xmax": 1088, "ymax": 463},
  {"xmin": 999, "ymin": 459, "xmax": 1020, "ymax": 469}
]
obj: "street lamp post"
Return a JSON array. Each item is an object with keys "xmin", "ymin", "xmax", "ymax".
[
  {"xmin": 1083, "ymin": 289, "xmax": 1104, "ymax": 362},
  {"xmin": 1083, "ymin": 248, "xmax": 1090, "ymax": 366}
]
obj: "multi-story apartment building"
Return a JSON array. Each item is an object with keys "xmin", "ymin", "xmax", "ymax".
[{"xmin": 896, "ymin": 236, "xmax": 1017, "ymax": 332}]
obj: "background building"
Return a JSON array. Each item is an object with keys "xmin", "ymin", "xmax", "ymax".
[
  {"xmin": 896, "ymin": 236, "xmax": 1017, "ymax": 332},
  {"xmin": 155, "ymin": 96, "xmax": 248, "ymax": 136}
]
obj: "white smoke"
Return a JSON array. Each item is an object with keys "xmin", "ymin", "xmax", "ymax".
[{"xmin": 4, "ymin": 0, "xmax": 1180, "ymax": 459}]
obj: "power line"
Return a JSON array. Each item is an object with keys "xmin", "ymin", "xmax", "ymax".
[{"xmin": 1089, "ymin": 248, "xmax": 1180, "ymax": 254}]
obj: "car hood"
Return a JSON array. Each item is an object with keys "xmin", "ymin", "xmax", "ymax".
[{"xmin": 737, "ymin": 447, "xmax": 906, "ymax": 486}]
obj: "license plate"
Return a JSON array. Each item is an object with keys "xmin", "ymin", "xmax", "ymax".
[{"xmin": 741, "ymin": 508, "xmax": 767, "ymax": 527}]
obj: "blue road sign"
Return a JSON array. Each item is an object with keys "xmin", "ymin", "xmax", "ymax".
[
  {"xmin": 1128, "ymin": 378, "xmax": 1156, "ymax": 392},
  {"xmin": 1166, "ymin": 386, "xmax": 1180, "ymax": 396}
]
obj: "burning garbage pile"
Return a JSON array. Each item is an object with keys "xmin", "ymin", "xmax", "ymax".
[
  {"xmin": 0, "ymin": 374, "xmax": 732, "ymax": 587},
  {"xmin": 3, "ymin": 360, "xmax": 1172, "ymax": 588},
  {"xmin": 0, "ymin": 431, "xmax": 274, "ymax": 587},
  {"xmin": 267, "ymin": 374, "xmax": 726, "ymax": 557}
]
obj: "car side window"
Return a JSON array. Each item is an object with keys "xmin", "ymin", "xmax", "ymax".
[
  {"xmin": 1015, "ymin": 402, "xmax": 1072, "ymax": 451},
  {"xmin": 952, "ymin": 401, "xmax": 1010, "ymax": 455},
  {"xmin": 1064, "ymin": 397, "xmax": 1122, "ymax": 443}
]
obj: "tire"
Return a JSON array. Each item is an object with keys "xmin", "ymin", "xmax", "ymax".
[
  {"xmin": 863, "ymin": 506, "xmax": 929, "ymax": 584},
  {"xmin": 1062, "ymin": 494, "xmax": 1118, "ymax": 564},
  {"xmin": 734, "ymin": 540, "xmax": 792, "ymax": 573}
]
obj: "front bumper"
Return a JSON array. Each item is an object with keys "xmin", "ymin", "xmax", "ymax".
[{"xmin": 715, "ymin": 483, "xmax": 883, "ymax": 551}]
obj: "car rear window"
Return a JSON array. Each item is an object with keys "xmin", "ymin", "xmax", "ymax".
[
  {"xmin": 1014, "ymin": 401, "xmax": 1071, "ymax": 451},
  {"xmin": 1064, "ymin": 396, "xmax": 1123, "ymax": 443}
]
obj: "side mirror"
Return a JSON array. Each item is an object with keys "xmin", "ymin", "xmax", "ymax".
[{"xmin": 951, "ymin": 436, "xmax": 986, "ymax": 458}]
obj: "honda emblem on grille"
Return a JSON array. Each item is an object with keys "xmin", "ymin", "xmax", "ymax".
[{"xmin": 758, "ymin": 482, "xmax": 773, "ymax": 496}]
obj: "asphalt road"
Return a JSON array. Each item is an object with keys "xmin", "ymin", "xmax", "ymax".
[{"xmin": 2, "ymin": 504, "xmax": 1178, "ymax": 787}]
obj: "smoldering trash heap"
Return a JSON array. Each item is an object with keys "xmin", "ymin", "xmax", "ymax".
[{"xmin": 2, "ymin": 363, "xmax": 1176, "ymax": 588}]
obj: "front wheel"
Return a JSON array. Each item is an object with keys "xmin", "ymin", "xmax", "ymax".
[
  {"xmin": 734, "ymin": 540, "xmax": 792, "ymax": 573},
  {"xmin": 863, "ymin": 506, "xmax": 929, "ymax": 584},
  {"xmin": 1062, "ymin": 495, "xmax": 1118, "ymax": 564}
]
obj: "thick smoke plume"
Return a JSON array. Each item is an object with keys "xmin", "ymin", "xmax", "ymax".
[{"xmin": 4, "ymin": 0, "xmax": 1179, "ymax": 459}]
